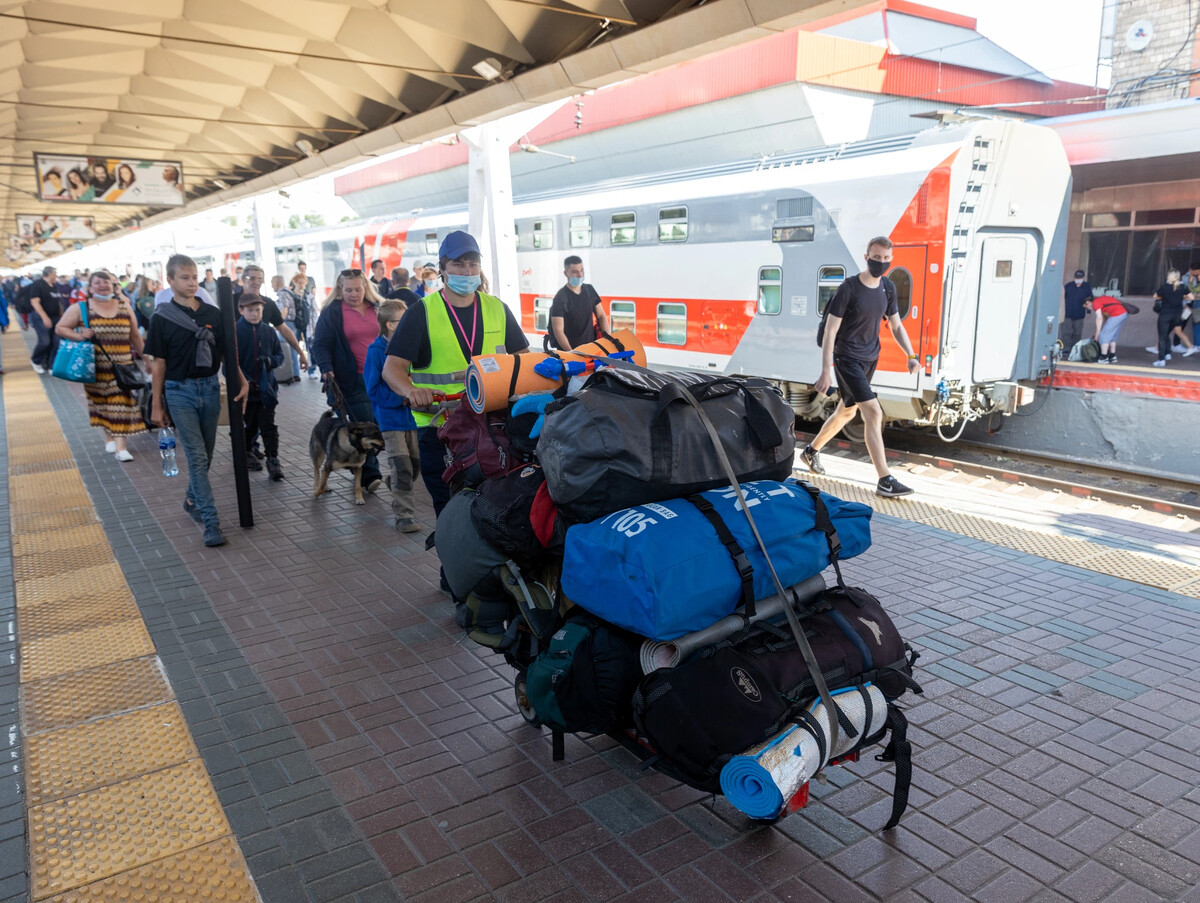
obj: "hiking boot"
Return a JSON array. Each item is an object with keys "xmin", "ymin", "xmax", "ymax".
[
  {"xmin": 800, "ymin": 444, "xmax": 826, "ymax": 475},
  {"xmin": 394, "ymin": 516, "xmax": 420, "ymax": 533},
  {"xmin": 203, "ymin": 526, "xmax": 227, "ymax": 547},
  {"xmin": 183, "ymin": 499, "xmax": 204, "ymax": 524},
  {"xmin": 877, "ymin": 475, "xmax": 914, "ymax": 498},
  {"xmin": 266, "ymin": 457, "xmax": 284, "ymax": 481},
  {"xmin": 245, "ymin": 454, "xmax": 263, "ymax": 471},
  {"xmin": 250, "ymin": 445, "xmax": 266, "ymax": 461}
]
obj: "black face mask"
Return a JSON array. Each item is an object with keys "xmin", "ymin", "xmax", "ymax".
[{"xmin": 867, "ymin": 258, "xmax": 890, "ymax": 278}]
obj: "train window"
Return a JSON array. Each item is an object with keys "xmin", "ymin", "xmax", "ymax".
[
  {"xmin": 534, "ymin": 297, "xmax": 553, "ymax": 331},
  {"xmin": 657, "ymin": 303, "xmax": 687, "ymax": 345},
  {"xmin": 424, "ymin": 232, "xmax": 438, "ymax": 255},
  {"xmin": 994, "ymin": 260, "xmax": 1013, "ymax": 279},
  {"xmin": 569, "ymin": 215, "xmax": 592, "ymax": 248},
  {"xmin": 610, "ymin": 300, "xmax": 636, "ymax": 333},
  {"xmin": 890, "ymin": 267, "xmax": 913, "ymax": 319},
  {"xmin": 533, "ymin": 220, "xmax": 554, "ymax": 250},
  {"xmin": 658, "ymin": 207, "xmax": 688, "ymax": 242},
  {"xmin": 611, "ymin": 212, "xmax": 636, "ymax": 245},
  {"xmin": 817, "ymin": 266, "xmax": 845, "ymax": 314},
  {"xmin": 772, "ymin": 225, "xmax": 814, "ymax": 243},
  {"xmin": 757, "ymin": 267, "xmax": 782, "ymax": 315}
]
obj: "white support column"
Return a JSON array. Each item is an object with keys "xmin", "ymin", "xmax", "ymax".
[
  {"xmin": 460, "ymin": 100, "xmax": 570, "ymax": 315},
  {"xmin": 251, "ymin": 194, "xmax": 276, "ymax": 278}
]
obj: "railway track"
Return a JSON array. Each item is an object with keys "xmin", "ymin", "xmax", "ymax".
[{"xmin": 795, "ymin": 429, "xmax": 1200, "ymax": 519}]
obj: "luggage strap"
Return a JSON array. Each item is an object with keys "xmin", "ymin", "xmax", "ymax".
[
  {"xmin": 876, "ymin": 703, "xmax": 913, "ymax": 830},
  {"xmin": 795, "ymin": 481, "xmax": 847, "ymax": 590},
  {"xmin": 687, "ymin": 494, "xmax": 755, "ymax": 619},
  {"xmin": 668, "ymin": 382, "xmax": 842, "ymax": 752}
]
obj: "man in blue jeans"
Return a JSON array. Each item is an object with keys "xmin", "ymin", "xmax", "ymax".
[{"xmin": 147, "ymin": 254, "xmax": 248, "ymax": 547}]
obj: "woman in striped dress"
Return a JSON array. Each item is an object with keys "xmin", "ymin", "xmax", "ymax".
[{"xmin": 55, "ymin": 271, "xmax": 145, "ymax": 460}]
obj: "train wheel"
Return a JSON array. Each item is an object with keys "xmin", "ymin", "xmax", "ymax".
[
  {"xmin": 514, "ymin": 674, "xmax": 539, "ymax": 726},
  {"xmin": 839, "ymin": 414, "xmax": 865, "ymax": 445}
]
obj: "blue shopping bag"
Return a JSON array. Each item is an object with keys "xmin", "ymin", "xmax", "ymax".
[{"xmin": 51, "ymin": 302, "xmax": 95, "ymax": 384}]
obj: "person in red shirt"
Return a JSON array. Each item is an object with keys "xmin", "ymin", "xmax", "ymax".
[{"xmin": 1093, "ymin": 295, "xmax": 1129, "ymax": 364}]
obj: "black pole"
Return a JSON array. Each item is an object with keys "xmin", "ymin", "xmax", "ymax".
[{"xmin": 218, "ymin": 276, "xmax": 254, "ymax": 529}]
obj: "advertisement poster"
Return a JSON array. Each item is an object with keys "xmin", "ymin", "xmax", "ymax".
[
  {"xmin": 34, "ymin": 153, "xmax": 185, "ymax": 206},
  {"xmin": 15, "ymin": 213, "xmax": 97, "ymax": 256}
]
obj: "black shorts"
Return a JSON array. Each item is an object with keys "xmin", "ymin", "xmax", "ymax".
[{"xmin": 833, "ymin": 355, "xmax": 877, "ymax": 407}]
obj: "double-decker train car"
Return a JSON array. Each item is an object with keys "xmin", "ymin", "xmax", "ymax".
[{"xmin": 181, "ymin": 118, "xmax": 1071, "ymax": 436}]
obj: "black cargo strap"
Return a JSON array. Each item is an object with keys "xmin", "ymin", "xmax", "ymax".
[
  {"xmin": 597, "ymin": 330, "xmax": 626, "ymax": 353},
  {"xmin": 668, "ymin": 382, "xmax": 842, "ymax": 752},
  {"xmin": 688, "ymin": 495, "xmax": 755, "ymax": 619},
  {"xmin": 795, "ymin": 481, "xmax": 847, "ymax": 590},
  {"xmin": 876, "ymin": 703, "xmax": 912, "ymax": 830},
  {"xmin": 507, "ymin": 352, "xmax": 523, "ymax": 403}
]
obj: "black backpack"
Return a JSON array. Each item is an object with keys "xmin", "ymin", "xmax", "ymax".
[
  {"xmin": 15, "ymin": 283, "xmax": 33, "ymax": 315},
  {"xmin": 292, "ymin": 291, "xmax": 310, "ymax": 336},
  {"xmin": 816, "ymin": 276, "xmax": 895, "ymax": 347}
]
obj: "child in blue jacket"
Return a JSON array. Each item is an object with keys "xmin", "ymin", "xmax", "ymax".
[{"xmin": 364, "ymin": 300, "xmax": 420, "ymax": 532}]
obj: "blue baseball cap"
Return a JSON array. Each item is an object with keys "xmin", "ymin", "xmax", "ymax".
[{"xmin": 439, "ymin": 230, "xmax": 481, "ymax": 261}]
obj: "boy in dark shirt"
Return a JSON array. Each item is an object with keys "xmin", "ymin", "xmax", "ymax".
[
  {"xmin": 235, "ymin": 295, "xmax": 285, "ymax": 481},
  {"xmin": 147, "ymin": 254, "xmax": 248, "ymax": 547},
  {"xmin": 800, "ymin": 236, "xmax": 920, "ymax": 498},
  {"xmin": 549, "ymin": 255, "xmax": 610, "ymax": 350}
]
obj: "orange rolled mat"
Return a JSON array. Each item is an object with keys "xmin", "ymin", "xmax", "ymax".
[{"xmin": 466, "ymin": 329, "xmax": 646, "ymax": 412}]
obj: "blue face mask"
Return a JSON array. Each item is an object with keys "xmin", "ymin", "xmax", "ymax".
[
  {"xmin": 446, "ymin": 274, "xmax": 481, "ymax": 296},
  {"xmin": 568, "ymin": 276, "xmax": 584, "ymax": 288},
  {"xmin": 91, "ymin": 293, "xmax": 113, "ymax": 300}
]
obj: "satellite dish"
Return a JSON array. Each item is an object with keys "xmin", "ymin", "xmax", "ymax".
[{"xmin": 1126, "ymin": 20, "xmax": 1154, "ymax": 51}]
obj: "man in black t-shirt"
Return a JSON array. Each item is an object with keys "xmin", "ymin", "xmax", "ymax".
[
  {"xmin": 29, "ymin": 266, "xmax": 68, "ymax": 373},
  {"xmin": 146, "ymin": 254, "xmax": 248, "ymax": 548},
  {"xmin": 548, "ymin": 255, "xmax": 610, "ymax": 350},
  {"xmin": 800, "ymin": 236, "xmax": 920, "ymax": 498}
]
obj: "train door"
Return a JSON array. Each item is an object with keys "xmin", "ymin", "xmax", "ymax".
[
  {"xmin": 972, "ymin": 234, "xmax": 1037, "ymax": 383},
  {"xmin": 874, "ymin": 244, "xmax": 927, "ymax": 391}
]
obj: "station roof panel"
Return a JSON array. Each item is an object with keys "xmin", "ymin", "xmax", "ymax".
[{"xmin": 12, "ymin": 0, "xmax": 838, "ymax": 267}]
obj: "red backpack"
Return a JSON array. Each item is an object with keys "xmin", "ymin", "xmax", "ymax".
[{"xmin": 437, "ymin": 403, "xmax": 523, "ymax": 491}]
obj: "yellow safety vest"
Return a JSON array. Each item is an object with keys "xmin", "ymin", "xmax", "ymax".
[{"xmin": 411, "ymin": 291, "xmax": 507, "ymax": 427}]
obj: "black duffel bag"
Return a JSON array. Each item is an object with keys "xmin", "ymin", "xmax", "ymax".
[
  {"xmin": 537, "ymin": 368, "xmax": 795, "ymax": 522},
  {"xmin": 633, "ymin": 585, "xmax": 921, "ymax": 827}
]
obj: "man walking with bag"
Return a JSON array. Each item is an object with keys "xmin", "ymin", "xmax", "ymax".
[
  {"xmin": 146, "ymin": 254, "xmax": 248, "ymax": 547},
  {"xmin": 801, "ymin": 236, "xmax": 920, "ymax": 498}
]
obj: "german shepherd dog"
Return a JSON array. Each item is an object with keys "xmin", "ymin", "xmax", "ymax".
[{"xmin": 309, "ymin": 411, "xmax": 386, "ymax": 505}]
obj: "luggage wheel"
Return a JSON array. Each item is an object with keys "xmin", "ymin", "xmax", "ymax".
[{"xmin": 513, "ymin": 673, "xmax": 539, "ymax": 726}]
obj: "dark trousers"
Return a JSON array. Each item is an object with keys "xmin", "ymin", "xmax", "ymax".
[
  {"xmin": 244, "ymin": 397, "xmax": 279, "ymax": 458},
  {"xmin": 327, "ymin": 382, "xmax": 381, "ymax": 484},
  {"xmin": 31, "ymin": 316, "xmax": 58, "ymax": 368},
  {"xmin": 1059, "ymin": 317, "xmax": 1084, "ymax": 351},
  {"xmin": 1157, "ymin": 313, "xmax": 1176, "ymax": 361},
  {"xmin": 417, "ymin": 426, "xmax": 451, "ymax": 517}
]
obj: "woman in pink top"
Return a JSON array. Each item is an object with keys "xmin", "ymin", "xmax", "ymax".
[{"xmin": 310, "ymin": 269, "xmax": 386, "ymax": 491}]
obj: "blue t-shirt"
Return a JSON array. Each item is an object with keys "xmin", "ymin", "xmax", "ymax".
[{"xmin": 1063, "ymin": 281, "xmax": 1093, "ymax": 319}]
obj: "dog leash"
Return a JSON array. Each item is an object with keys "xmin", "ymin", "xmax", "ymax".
[{"xmin": 323, "ymin": 373, "xmax": 354, "ymax": 421}]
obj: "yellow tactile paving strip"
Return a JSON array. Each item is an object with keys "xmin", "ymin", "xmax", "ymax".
[
  {"xmin": 805, "ymin": 472, "xmax": 1200, "ymax": 596},
  {"xmin": 3, "ymin": 335, "xmax": 261, "ymax": 901}
]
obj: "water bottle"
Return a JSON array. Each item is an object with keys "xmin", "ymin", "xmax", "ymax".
[{"xmin": 158, "ymin": 427, "xmax": 178, "ymax": 477}]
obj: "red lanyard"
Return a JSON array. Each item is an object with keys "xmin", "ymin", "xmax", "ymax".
[{"xmin": 445, "ymin": 296, "xmax": 477, "ymax": 355}]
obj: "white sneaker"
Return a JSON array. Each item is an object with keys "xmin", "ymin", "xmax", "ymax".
[
  {"xmin": 1172, "ymin": 344, "xmax": 1187, "ymax": 353},
  {"xmin": 1145, "ymin": 345, "xmax": 1158, "ymax": 353},
  {"xmin": 307, "ymin": 371, "xmax": 320, "ymax": 380},
  {"xmin": 115, "ymin": 449, "xmax": 134, "ymax": 462},
  {"xmin": 105, "ymin": 441, "xmax": 117, "ymax": 453},
  {"xmin": 1152, "ymin": 359, "xmax": 1167, "ymax": 367},
  {"xmin": 1185, "ymin": 346, "xmax": 1200, "ymax": 357},
  {"xmin": 31, "ymin": 362, "xmax": 45, "ymax": 375}
]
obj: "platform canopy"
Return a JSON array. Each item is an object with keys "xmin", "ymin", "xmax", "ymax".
[{"xmin": 1, "ymin": 0, "xmax": 865, "ymax": 267}]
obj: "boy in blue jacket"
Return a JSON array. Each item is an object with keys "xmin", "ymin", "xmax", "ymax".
[
  {"xmin": 236, "ymin": 295, "xmax": 285, "ymax": 481},
  {"xmin": 365, "ymin": 300, "xmax": 420, "ymax": 532}
]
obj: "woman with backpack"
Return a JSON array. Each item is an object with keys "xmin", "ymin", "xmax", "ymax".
[{"xmin": 290, "ymin": 271, "xmax": 316, "ymax": 379}]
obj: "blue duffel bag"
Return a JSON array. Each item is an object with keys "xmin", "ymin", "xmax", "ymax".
[{"xmin": 561, "ymin": 479, "xmax": 872, "ymax": 640}]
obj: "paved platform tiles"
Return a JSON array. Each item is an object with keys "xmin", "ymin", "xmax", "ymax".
[
  {"xmin": 1, "ymin": 332, "xmax": 261, "ymax": 902},
  {"xmin": 10, "ymin": 324, "xmax": 1200, "ymax": 902}
]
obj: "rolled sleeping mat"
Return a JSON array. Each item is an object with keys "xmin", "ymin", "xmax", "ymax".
[
  {"xmin": 720, "ymin": 683, "xmax": 888, "ymax": 820},
  {"xmin": 465, "ymin": 329, "xmax": 647, "ymax": 413},
  {"xmin": 638, "ymin": 574, "xmax": 826, "ymax": 674}
]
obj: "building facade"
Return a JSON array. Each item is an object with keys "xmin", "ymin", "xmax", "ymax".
[{"xmin": 1107, "ymin": 0, "xmax": 1200, "ymax": 107}]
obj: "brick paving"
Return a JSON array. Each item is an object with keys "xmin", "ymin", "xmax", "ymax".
[{"xmin": 26, "ymin": 355, "xmax": 1200, "ymax": 903}]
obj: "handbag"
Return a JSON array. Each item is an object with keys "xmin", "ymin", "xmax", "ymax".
[
  {"xmin": 51, "ymin": 303, "xmax": 96, "ymax": 384},
  {"xmin": 94, "ymin": 336, "xmax": 147, "ymax": 393}
]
